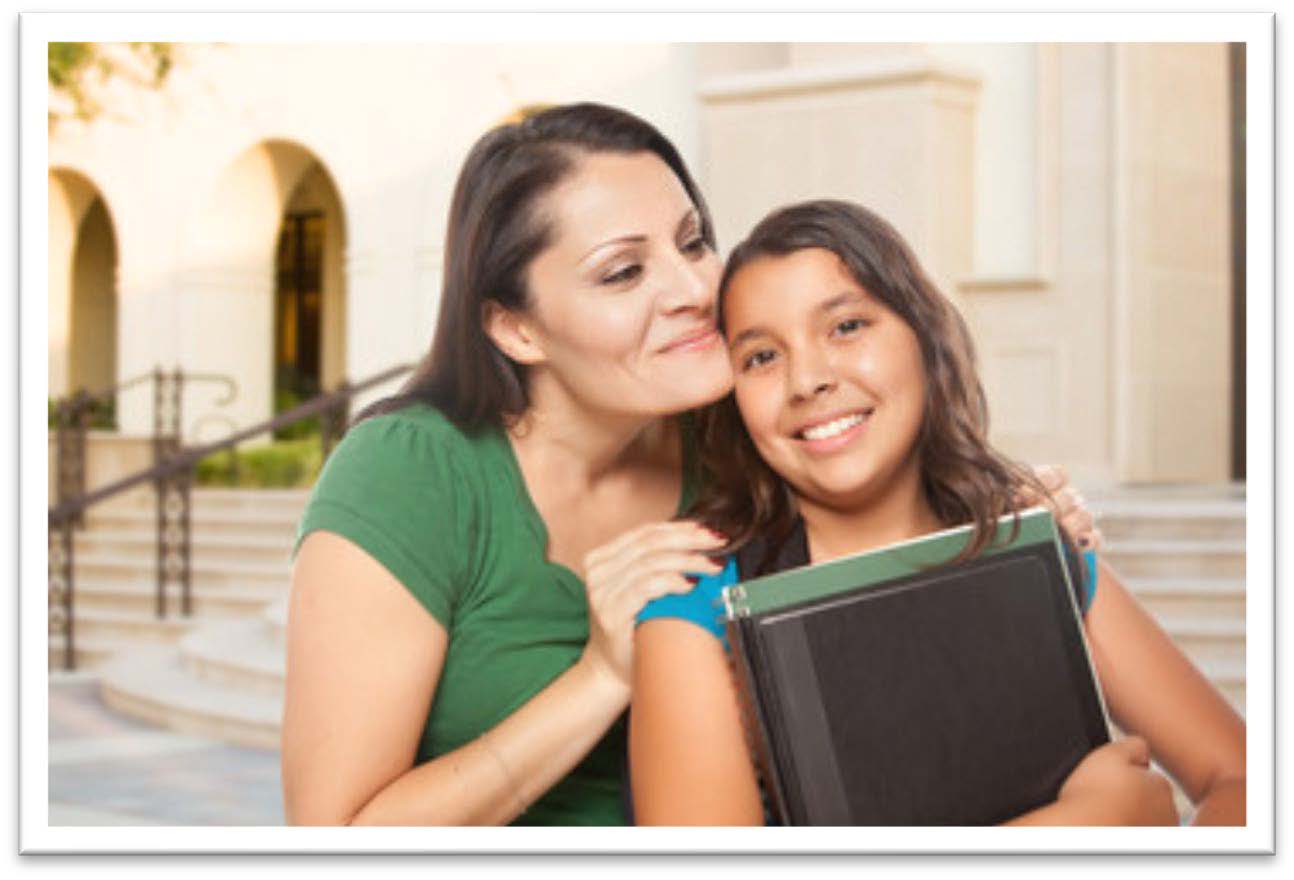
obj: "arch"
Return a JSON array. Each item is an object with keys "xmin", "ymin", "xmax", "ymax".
[
  {"xmin": 49, "ymin": 168, "xmax": 119, "ymax": 401},
  {"xmin": 177, "ymin": 139, "xmax": 348, "ymax": 436}
]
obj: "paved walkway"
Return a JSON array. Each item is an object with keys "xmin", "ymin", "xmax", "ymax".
[{"xmin": 48, "ymin": 672, "xmax": 283, "ymax": 826}]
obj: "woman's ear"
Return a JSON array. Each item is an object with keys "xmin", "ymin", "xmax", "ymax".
[{"xmin": 483, "ymin": 301, "xmax": 546, "ymax": 366}]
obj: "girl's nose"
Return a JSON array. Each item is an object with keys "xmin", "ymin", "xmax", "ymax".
[{"xmin": 787, "ymin": 350, "xmax": 836, "ymax": 402}]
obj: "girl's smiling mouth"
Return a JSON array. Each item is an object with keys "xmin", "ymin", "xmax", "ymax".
[{"xmin": 791, "ymin": 407, "xmax": 874, "ymax": 452}]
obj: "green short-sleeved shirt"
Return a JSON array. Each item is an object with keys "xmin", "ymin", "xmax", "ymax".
[{"xmin": 294, "ymin": 402, "xmax": 696, "ymax": 826}]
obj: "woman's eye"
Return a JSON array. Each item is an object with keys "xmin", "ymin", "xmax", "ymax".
[
  {"xmin": 681, "ymin": 236, "xmax": 708, "ymax": 256},
  {"xmin": 833, "ymin": 317, "xmax": 869, "ymax": 336},
  {"xmin": 601, "ymin": 264, "xmax": 642, "ymax": 285},
  {"xmin": 740, "ymin": 349, "xmax": 777, "ymax": 372}
]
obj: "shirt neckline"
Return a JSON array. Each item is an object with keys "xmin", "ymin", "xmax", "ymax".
[{"xmin": 491, "ymin": 417, "xmax": 693, "ymax": 587}]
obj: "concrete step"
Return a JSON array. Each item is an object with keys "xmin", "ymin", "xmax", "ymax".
[
  {"xmin": 1101, "ymin": 540, "xmax": 1245, "ymax": 579},
  {"xmin": 71, "ymin": 579, "xmax": 283, "ymax": 618},
  {"xmin": 57, "ymin": 607, "xmax": 205, "ymax": 645},
  {"xmin": 73, "ymin": 529, "xmax": 294, "ymax": 565},
  {"xmin": 265, "ymin": 596, "xmax": 288, "ymax": 648},
  {"xmin": 73, "ymin": 552, "xmax": 291, "ymax": 590},
  {"xmin": 1091, "ymin": 495, "xmax": 1245, "ymax": 542},
  {"xmin": 48, "ymin": 636, "xmax": 127, "ymax": 671},
  {"xmin": 104, "ymin": 487, "xmax": 311, "ymax": 518},
  {"xmin": 1154, "ymin": 616, "xmax": 1245, "ymax": 665},
  {"xmin": 84, "ymin": 508, "xmax": 301, "ymax": 540},
  {"xmin": 180, "ymin": 618, "xmax": 285, "ymax": 696},
  {"xmin": 99, "ymin": 644, "xmax": 282, "ymax": 750},
  {"xmin": 1124, "ymin": 577, "xmax": 1245, "ymax": 619}
]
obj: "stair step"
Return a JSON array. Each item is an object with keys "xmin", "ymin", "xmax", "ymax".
[
  {"xmin": 1101, "ymin": 540, "xmax": 1245, "ymax": 579},
  {"xmin": 72, "ymin": 552, "xmax": 291, "ymax": 589},
  {"xmin": 73, "ymin": 529, "xmax": 294, "ymax": 564},
  {"xmin": 48, "ymin": 636, "xmax": 130, "ymax": 671},
  {"xmin": 1125, "ymin": 577, "xmax": 1245, "ymax": 612},
  {"xmin": 1154, "ymin": 616, "xmax": 1245, "ymax": 664},
  {"xmin": 57, "ymin": 608, "xmax": 204, "ymax": 645},
  {"xmin": 99, "ymin": 645, "xmax": 282, "ymax": 750},
  {"xmin": 95, "ymin": 489, "xmax": 309, "ymax": 520},
  {"xmin": 71, "ymin": 580, "xmax": 283, "ymax": 617},
  {"xmin": 180, "ymin": 619, "xmax": 285, "ymax": 695},
  {"xmin": 85, "ymin": 508, "xmax": 302, "ymax": 539}
]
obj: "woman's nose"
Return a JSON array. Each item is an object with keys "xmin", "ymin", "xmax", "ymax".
[{"xmin": 659, "ymin": 253, "xmax": 715, "ymax": 314}]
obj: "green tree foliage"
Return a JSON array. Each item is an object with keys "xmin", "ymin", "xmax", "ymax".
[{"xmin": 48, "ymin": 42, "xmax": 175, "ymax": 122}]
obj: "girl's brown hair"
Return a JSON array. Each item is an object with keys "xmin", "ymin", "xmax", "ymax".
[{"xmin": 691, "ymin": 199, "xmax": 1052, "ymax": 574}]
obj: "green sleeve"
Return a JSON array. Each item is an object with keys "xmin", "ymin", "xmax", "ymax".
[{"xmin": 293, "ymin": 411, "xmax": 475, "ymax": 629}]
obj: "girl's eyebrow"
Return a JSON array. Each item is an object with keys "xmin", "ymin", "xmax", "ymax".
[
  {"xmin": 728, "ymin": 325, "xmax": 770, "ymax": 349},
  {"xmin": 818, "ymin": 290, "xmax": 867, "ymax": 312}
]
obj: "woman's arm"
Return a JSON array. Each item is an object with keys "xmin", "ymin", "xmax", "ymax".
[
  {"xmin": 630, "ymin": 619, "xmax": 763, "ymax": 825},
  {"xmin": 1083, "ymin": 559, "xmax": 1246, "ymax": 825},
  {"xmin": 281, "ymin": 531, "xmax": 629, "ymax": 825}
]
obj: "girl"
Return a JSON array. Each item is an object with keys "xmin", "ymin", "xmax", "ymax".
[{"xmin": 630, "ymin": 200, "xmax": 1246, "ymax": 826}]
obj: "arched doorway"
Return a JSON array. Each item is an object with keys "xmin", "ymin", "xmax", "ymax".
[
  {"xmin": 49, "ymin": 170, "xmax": 119, "ymax": 404},
  {"xmin": 180, "ymin": 141, "xmax": 347, "ymax": 435},
  {"xmin": 274, "ymin": 163, "xmax": 347, "ymax": 420}
]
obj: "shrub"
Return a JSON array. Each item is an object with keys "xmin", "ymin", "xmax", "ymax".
[{"xmin": 195, "ymin": 436, "xmax": 323, "ymax": 488}]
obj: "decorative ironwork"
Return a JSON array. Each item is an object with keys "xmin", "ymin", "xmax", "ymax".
[
  {"xmin": 47, "ymin": 362, "xmax": 413, "ymax": 670},
  {"xmin": 152, "ymin": 368, "xmax": 191, "ymax": 619},
  {"xmin": 49, "ymin": 519, "xmax": 75, "ymax": 670}
]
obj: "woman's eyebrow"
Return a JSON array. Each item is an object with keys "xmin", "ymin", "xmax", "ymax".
[
  {"xmin": 578, "ymin": 234, "xmax": 645, "ymax": 265},
  {"xmin": 674, "ymin": 208, "xmax": 700, "ymax": 237}
]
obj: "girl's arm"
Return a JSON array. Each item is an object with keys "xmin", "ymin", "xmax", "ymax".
[
  {"xmin": 630, "ymin": 619, "xmax": 764, "ymax": 825},
  {"xmin": 281, "ymin": 531, "xmax": 630, "ymax": 825},
  {"xmin": 1082, "ymin": 558, "xmax": 1246, "ymax": 825}
]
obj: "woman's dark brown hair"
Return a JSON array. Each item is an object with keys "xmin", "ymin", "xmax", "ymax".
[
  {"xmin": 691, "ymin": 199, "xmax": 1053, "ymax": 574},
  {"xmin": 359, "ymin": 102, "xmax": 715, "ymax": 430}
]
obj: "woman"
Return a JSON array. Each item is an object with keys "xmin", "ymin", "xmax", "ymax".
[{"xmin": 280, "ymin": 104, "xmax": 1098, "ymax": 826}]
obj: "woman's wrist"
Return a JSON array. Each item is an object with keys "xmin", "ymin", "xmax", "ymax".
[{"xmin": 574, "ymin": 649, "xmax": 632, "ymax": 707}]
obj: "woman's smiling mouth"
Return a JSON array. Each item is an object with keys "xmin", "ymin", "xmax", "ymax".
[{"xmin": 659, "ymin": 326, "xmax": 720, "ymax": 354}]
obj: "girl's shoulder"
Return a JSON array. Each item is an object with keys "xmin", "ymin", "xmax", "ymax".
[{"xmin": 636, "ymin": 556, "xmax": 739, "ymax": 641}]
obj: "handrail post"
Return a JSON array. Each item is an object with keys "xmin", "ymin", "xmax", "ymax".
[
  {"xmin": 321, "ymin": 378, "xmax": 352, "ymax": 457},
  {"xmin": 49, "ymin": 519, "xmax": 76, "ymax": 671}
]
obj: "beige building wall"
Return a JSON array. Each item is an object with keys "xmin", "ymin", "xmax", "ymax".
[
  {"xmin": 1112, "ymin": 43, "xmax": 1233, "ymax": 484},
  {"xmin": 697, "ymin": 42, "xmax": 1234, "ymax": 489},
  {"xmin": 49, "ymin": 42, "xmax": 1234, "ymax": 485},
  {"xmin": 49, "ymin": 43, "xmax": 704, "ymax": 438}
]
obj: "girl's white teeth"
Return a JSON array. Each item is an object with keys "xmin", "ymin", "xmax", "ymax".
[{"xmin": 801, "ymin": 412, "xmax": 866, "ymax": 441}]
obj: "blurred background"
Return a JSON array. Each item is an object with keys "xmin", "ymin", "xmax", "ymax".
[{"xmin": 45, "ymin": 41, "xmax": 1247, "ymax": 825}]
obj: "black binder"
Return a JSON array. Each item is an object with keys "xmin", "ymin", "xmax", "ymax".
[{"xmin": 723, "ymin": 508, "xmax": 1111, "ymax": 826}]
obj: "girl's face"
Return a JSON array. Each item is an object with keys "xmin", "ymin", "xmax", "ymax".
[
  {"xmin": 725, "ymin": 247, "xmax": 928, "ymax": 513},
  {"xmin": 518, "ymin": 151, "xmax": 732, "ymax": 419}
]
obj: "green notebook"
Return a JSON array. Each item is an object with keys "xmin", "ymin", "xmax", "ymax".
[{"xmin": 723, "ymin": 507, "xmax": 1112, "ymax": 825}]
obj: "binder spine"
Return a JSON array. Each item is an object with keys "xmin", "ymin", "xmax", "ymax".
[{"xmin": 726, "ymin": 618, "xmax": 794, "ymax": 825}]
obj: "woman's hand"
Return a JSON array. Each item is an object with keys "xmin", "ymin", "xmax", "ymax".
[
  {"xmin": 579, "ymin": 521, "xmax": 727, "ymax": 691},
  {"xmin": 1055, "ymin": 737, "xmax": 1179, "ymax": 825},
  {"xmin": 1022, "ymin": 464, "xmax": 1102, "ymax": 551}
]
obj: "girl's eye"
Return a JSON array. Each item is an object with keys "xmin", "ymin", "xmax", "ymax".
[
  {"xmin": 833, "ymin": 317, "xmax": 870, "ymax": 336},
  {"xmin": 740, "ymin": 349, "xmax": 777, "ymax": 372},
  {"xmin": 601, "ymin": 264, "xmax": 642, "ymax": 285}
]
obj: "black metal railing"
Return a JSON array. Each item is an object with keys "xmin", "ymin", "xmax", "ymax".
[{"xmin": 47, "ymin": 363, "xmax": 413, "ymax": 670}]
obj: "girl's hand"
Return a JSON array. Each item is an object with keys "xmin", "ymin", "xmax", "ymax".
[
  {"xmin": 1055, "ymin": 737, "xmax": 1179, "ymax": 826},
  {"xmin": 1022, "ymin": 464, "xmax": 1102, "ymax": 552},
  {"xmin": 578, "ymin": 521, "xmax": 727, "ymax": 690}
]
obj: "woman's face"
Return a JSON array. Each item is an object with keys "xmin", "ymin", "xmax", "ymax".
[
  {"xmin": 724, "ymin": 247, "xmax": 928, "ymax": 512},
  {"xmin": 518, "ymin": 151, "xmax": 732, "ymax": 419}
]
